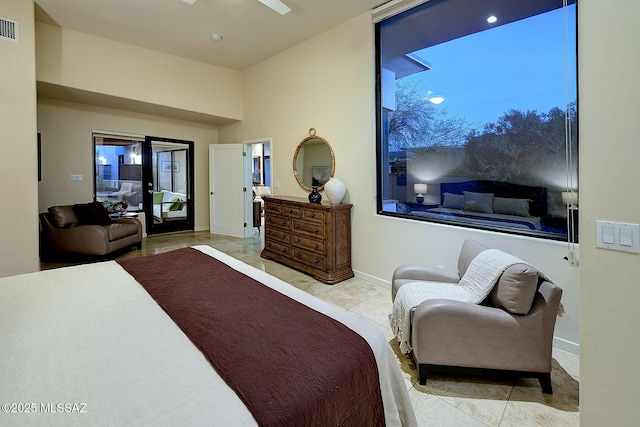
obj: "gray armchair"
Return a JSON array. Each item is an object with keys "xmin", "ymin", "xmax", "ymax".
[{"xmin": 391, "ymin": 240, "xmax": 563, "ymax": 393}]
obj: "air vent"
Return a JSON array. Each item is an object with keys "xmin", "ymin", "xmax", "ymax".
[{"xmin": 0, "ymin": 16, "xmax": 19, "ymax": 43}]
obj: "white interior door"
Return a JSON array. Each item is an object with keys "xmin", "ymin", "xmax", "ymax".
[{"xmin": 209, "ymin": 144, "xmax": 246, "ymax": 237}]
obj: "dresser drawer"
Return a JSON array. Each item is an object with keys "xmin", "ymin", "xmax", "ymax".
[
  {"xmin": 292, "ymin": 220, "xmax": 325, "ymax": 237},
  {"xmin": 292, "ymin": 248, "xmax": 326, "ymax": 270},
  {"xmin": 264, "ymin": 201, "xmax": 282, "ymax": 215},
  {"xmin": 264, "ymin": 240, "xmax": 290, "ymax": 257},
  {"xmin": 301, "ymin": 208, "xmax": 325, "ymax": 223},
  {"xmin": 292, "ymin": 234, "xmax": 325, "ymax": 254},
  {"xmin": 281, "ymin": 205, "xmax": 301, "ymax": 218},
  {"xmin": 266, "ymin": 227, "xmax": 290, "ymax": 244},
  {"xmin": 265, "ymin": 214, "xmax": 290, "ymax": 230}
]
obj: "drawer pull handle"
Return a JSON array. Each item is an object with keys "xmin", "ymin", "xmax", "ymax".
[
  {"xmin": 282, "ymin": 247, "xmax": 287, "ymax": 253},
  {"xmin": 314, "ymin": 243, "xmax": 318, "ymax": 249},
  {"xmin": 282, "ymin": 221, "xmax": 286, "ymax": 225},
  {"xmin": 296, "ymin": 253, "xmax": 301, "ymax": 258},
  {"xmin": 267, "ymin": 243, "xmax": 271, "ymax": 247},
  {"xmin": 296, "ymin": 224, "xmax": 301, "ymax": 229},
  {"xmin": 310, "ymin": 213, "xmax": 315, "ymax": 218},
  {"xmin": 315, "ymin": 258, "xmax": 319, "ymax": 264},
  {"xmin": 296, "ymin": 238, "xmax": 300, "ymax": 243},
  {"xmin": 314, "ymin": 228, "xmax": 319, "ymax": 233},
  {"xmin": 289, "ymin": 208, "xmax": 293, "ymax": 213},
  {"xmin": 282, "ymin": 233, "xmax": 286, "ymax": 238}
]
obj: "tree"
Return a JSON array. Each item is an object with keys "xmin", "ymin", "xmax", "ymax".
[
  {"xmin": 387, "ymin": 80, "xmax": 470, "ymax": 151},
  {"xmin": 459, "ymin": 105, "xmax": 577, "ymax": 186}
]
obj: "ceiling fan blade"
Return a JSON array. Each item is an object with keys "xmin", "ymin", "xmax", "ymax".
[{"xmin": 257, "ymin": 0, "xmax": 291, "ymax": 15}]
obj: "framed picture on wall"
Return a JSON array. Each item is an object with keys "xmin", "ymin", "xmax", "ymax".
[{"xmin": 161, "ymin": 161, "xmax": 171, "ymax": 172}]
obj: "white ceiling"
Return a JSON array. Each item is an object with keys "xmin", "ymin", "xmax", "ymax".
[{"xmin": 35, "ymin": 0, "xmax": 388, "ymax": 71}]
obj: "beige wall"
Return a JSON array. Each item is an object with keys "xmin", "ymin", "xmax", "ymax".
[
  {"xmin": 0, "ymin": 0, "xmax": 39, "ymax": 277},
  {"xmin": 37, "ymin": 98, "xmax": 217, "ymax": 231},
  {"xmin": 36, "ymin": 23, "xmax": 242, "ymax": 121},
  {"xmin": 220, "ymin": 13, "xmax": 580, "ymax": 352},
  {"xmin": 34, "ymin": 22, "xmax": 246, "ymax": 234},
  {"xmin": 579, "ymin": 1, "xmax": 640, "ymax": 425},
  {"xmin": 9, "ymin": 0, "xmax": 639, "ymax": 422}
]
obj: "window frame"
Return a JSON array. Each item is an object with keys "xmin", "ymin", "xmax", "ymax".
[{"xmin": 374, "ymin": 0, "xmax": 578, "ymax": 242}]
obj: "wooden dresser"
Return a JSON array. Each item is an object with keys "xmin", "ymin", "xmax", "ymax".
[{"xmin": 260, "ymin": 196, "xmax": 353, "ymax": 284}]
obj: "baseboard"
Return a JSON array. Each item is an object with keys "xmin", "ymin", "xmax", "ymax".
[
  {"xmin": 553, "ymin": 336, "xmax": 580, "ymax": 355},
  {"xmin": 354, "ymin": 270, "xmax": 391, "ymax": 288}
]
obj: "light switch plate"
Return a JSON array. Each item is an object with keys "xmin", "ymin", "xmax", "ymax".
[
  {"xmin": 596, "ymin": 220, "xmax": 640, "ymax": 253},
  {"xmin": 602, "ymin": 226, "xmax": 615, "ymax": 244}
]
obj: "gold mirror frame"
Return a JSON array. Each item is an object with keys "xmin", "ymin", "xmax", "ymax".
[{"xmin": 293, "ymin": 128, "xmax": 335, "ymax": 192}]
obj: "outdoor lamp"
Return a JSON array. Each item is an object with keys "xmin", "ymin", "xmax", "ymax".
[{"xmin": 561, "ymin": 191, "xmax": 578, "ymax": 209}]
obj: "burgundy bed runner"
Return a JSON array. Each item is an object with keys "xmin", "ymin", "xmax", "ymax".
[{"xmin": 118, "ymin": 248, "xmax": 385, "ymax": 426}]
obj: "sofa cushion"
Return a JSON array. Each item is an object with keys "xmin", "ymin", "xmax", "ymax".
[
  {"xmin": 73, "ymin": 202, "xmax": 112, "ymax": 226},
  {"xmin": 119, "ymin": 182, "xmax": 133, "ymax": 193},
  {"xmin": 48, "ymin": 205, "xmax": 79, "ymax": 228},
  {"xmin": 106, "ymin": 222, "xmax": 138, "ymax": 241},
  {"xmin": 161, "ymin": 191, "xmax": 186, "ymax": 203},
  {"xmin": 489, "ymin": 263, "xmax": 539, "ymax": 314}
]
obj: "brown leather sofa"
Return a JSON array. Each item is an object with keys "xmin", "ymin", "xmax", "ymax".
[
  {"xmin": 40, "ymin": 203, "xmax": 142, "ymax": 258},
  {"xmin": 391, "ymin": 239, "xmax": 563, "ymax": 393}
]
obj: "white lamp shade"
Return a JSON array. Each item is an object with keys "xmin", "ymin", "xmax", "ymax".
[
  {"xmin": 414, "ymin": 183, "xmax": 428, "ymax": 194},
  {"xmin": 561, "ymin": 191, "xmax": 578, "ymax": 206},
  {"xmin": 256, "ymin": 186, "xmax": 271, "ymax": 196}
]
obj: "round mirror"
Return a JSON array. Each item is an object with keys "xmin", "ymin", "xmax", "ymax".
[{"xmin": 293, "ymin": 129, "xmax": 335, "ymax": 192}]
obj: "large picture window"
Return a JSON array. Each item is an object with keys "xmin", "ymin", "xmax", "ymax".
[{"xmin": 376, "ymin": 0, "xmax": 577, "ymax": 241}]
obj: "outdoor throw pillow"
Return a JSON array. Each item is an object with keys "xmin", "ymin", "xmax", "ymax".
[
  {"xmin": 169, "ymin": 197, "xmax": 184, "ymax": 211},
  {"xmin": 153, "ymin": 192, "xmax": 164, "ymax": 204}
]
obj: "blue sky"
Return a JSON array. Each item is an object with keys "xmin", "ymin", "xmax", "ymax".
[{"xmin": 402, "ymin": 5, "xmax": 577, "ymax": 129}]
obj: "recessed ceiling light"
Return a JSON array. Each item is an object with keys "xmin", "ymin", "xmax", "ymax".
[
  {"xmin": 211, "ymin": 34, "xmax": 223, "ymax": 41},
  {"xmin": 487, "ymin": 15, "xmax": 498, "ymax": 24}
]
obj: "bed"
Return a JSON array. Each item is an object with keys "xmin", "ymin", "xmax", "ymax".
[
  {"xmin": 0, "ymin": 246, "xmax": 416, "ymax": 426},
  {"xmin": 410, "ymin": 180, "xmax": 547, "ymax": 231}
]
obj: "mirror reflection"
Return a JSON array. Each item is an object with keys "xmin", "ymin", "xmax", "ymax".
[{"xmin": 293, "ymin": 129, "xmax": 335, "ymax": 191}]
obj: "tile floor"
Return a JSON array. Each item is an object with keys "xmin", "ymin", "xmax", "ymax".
[{"xmin": 42, "ymin": 230, "xmax": 580, "ymax": 426}]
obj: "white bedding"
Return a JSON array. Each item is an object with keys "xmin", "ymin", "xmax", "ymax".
[{"xmin": 0, "ymin": 245, "xmax": 416, "ymax": 426}]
